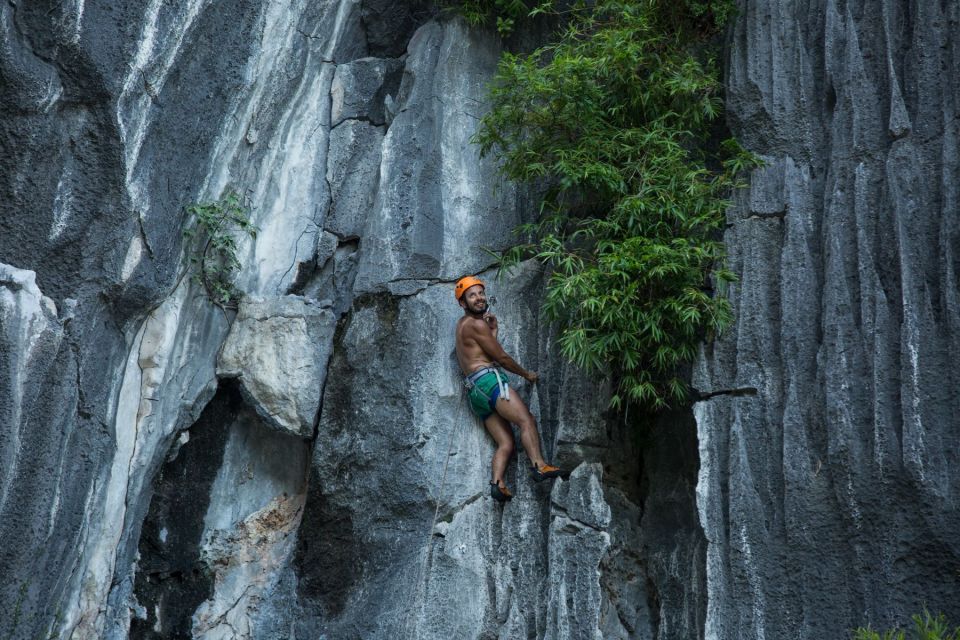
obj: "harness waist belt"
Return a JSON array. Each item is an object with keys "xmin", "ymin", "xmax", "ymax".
[
  {"xmin": 466, "ymin": 366, "xmax": 498, "ymax": 385},
  {"xmin": 464, "ymin": 366, "xmax": 510, "ymax": 401}
]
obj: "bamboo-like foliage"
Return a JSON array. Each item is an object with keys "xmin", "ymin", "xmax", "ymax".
[
  {"xmin": 460, "ymin": 0, "xmax": 758, "ymax": 410},
  {"xmin": 446, "ymin": 0, "xmax": 555, "ymax": 35},
  {"xmin": 855, "ymin": 611, "xmax": 960, "ymax": 640}
]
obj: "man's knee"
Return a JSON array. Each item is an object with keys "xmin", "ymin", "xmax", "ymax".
[
  {"xmin": 498, "ymin": 439, "xmax": 515, "ymax": 455},
  {"xmin": 517, "ymin": 415, "xmax": 537, "ymax": 433}
]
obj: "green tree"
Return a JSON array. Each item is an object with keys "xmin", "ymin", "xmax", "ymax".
[{"xmin": 464, "ymin": 0, "xmax": 756, "ymax": 410}]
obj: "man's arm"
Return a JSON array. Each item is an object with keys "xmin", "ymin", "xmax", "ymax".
[
  {"xmin": 467, "ymin": 318, "xmax": 537, "ymax": 382},
  {"xmin": 484, "ymin": 312, "xmax": 498, "ymax": 340}
]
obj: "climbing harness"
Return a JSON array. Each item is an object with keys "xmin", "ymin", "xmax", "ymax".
[{"xmin": 464, "ymin": 365, "xmax": 510, "ymax": 402}]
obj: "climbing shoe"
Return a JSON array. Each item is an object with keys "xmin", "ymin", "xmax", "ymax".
[
  {"xmin": 530, "ymin": 463, "xmax": 563, "ymax": 482},
  {"xmin": 490, "ymin": 482, "xmax": 513, "ymax": 502}
]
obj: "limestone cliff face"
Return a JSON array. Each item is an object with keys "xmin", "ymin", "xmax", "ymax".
[
  {"xmin": 0, "ymin": 2, "xmax": 652, "ymax": 639},
  {"xmin": 1, "ymin": 0, "xmax": 956, "ymax": 639},
  {"xmin": 696, "ymin": 0, "xmax": 960, "ymax": 637}
]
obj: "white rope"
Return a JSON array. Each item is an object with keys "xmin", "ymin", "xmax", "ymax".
[{"xmin": 402, "ymin": 386, "xmax": 468, "ymax": 638}]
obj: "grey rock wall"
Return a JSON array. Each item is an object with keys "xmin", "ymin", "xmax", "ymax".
[
  {"xmin": 695, "ymin": 0, "xmax": 960, "ymax": 637},
  {"xmin": 0, "ymin": 2, "xmax": 659, "ymax": 639},
  {"xmin": 8, "ymin": 0, "xmax": 955, "ymax": 637}
]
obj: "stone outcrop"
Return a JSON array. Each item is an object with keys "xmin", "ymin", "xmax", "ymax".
[{"xmin": 218, "ymin": 296, "xmax": 337, "ymax": 438}]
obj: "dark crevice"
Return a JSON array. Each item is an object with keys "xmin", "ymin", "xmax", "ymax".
[
  {"xmin": 325, "ymin": 230, "xmax": 361, "ymax": 242},
  {"xmin": 286, "ymin": 237, "xmax": 360, "ymax": 301},
  {"xmin": 644, "ymin": 571, "xmax": 663, "ymax": 639},
  {"xmin": 277, "ymin": 223, "xmax": 322, "ymax": 297},
  {"xmin": 694, "ymin": 386, "xmax": 759, "ymax": 401},
  {"xmin": 331, "ymin": 113, "xmax": 385, "ymax": 129},
  {"xmin": 745, "ymin": 211, "xmax": 787, "ymax": 221},
  {"xmin": 359, "ymin": 0, "xmax": 436, "ymax": 58},
  {"xmin": 70, "ymin": 339, "xmax": 92, "ymax": 419},
  {"xmin": 549, "ymin": 504, "xmax": 606, "ymax": 533},
  {"xmin": 436, "ymin": 490, "xmax": 486, "ymax": 526},
  {"xmin": 137, "ymin": 212, "xmax": 155, "ymax": 260},
  {"xmin": 825, "ymin": 80, "xmax": 838, "ymax": 115},
  {"xmin": 129, "ymin": 384, "xmax": 240, "ymax": 640},
  {"xmin": 638, "ymin": 408, "xmax": 707, "ymax": 638},
  {"xmin": 293, "ymin": 466, "xmax": 360, "ymax": 618}
]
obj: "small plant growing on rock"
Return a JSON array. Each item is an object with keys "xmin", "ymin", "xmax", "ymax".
[
  {"xmin": 442, "ymin": 0, "xmax": 555, "ymax": 36},
  {"xmin": 182, "ymin": 191, "xmax": 257, "ymax": 309},
  {"xmin": 855, "ymin": 610, "xmax": 960, "ymax": 640}
]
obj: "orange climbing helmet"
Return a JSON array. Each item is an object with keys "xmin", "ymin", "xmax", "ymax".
[{"xmin": 454, "ymin": 276, "xmax": 485, "ymax": 302}]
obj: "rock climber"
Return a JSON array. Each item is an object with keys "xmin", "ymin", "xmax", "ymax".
[{"xmin": 454, "ymin": 275, "xmax": 563, "ymax": 502}]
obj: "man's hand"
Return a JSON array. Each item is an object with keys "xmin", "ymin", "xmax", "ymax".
[
  {"xmin": 524, "ymin": 371, "xmax": 539, "ymax": 384},
  {"xmin": 483, "ymin": 313, "xmax": 498, "ymax": 334}
]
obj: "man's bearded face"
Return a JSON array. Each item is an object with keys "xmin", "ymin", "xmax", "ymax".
[{"xmin": 462, "ymin": 285, "xmax": 487, "ymax": 314}]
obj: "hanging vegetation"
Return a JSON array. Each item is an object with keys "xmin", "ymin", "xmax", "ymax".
[{"xmin": 448, "ymin": 0, "xmax": 758, "ymax": 410}]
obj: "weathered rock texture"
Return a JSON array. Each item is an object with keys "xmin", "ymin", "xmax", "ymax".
[
  {"xmin": 694, "ymin": 0, "xmax": 960, "ymax": 637},
  {"xmin": 0, "ymin": 2, "xmax": 656, "ymax": 639},
  {"xmin": 217, "ymin": 296, "xmax": 337, "ymax": 438},
  {"xmin": 2, "ymin": 0, "xmax": 956, "ymax": 638}
]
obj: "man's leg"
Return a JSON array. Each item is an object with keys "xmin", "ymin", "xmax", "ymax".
[
  {"xmin": 493, "ymin": 389, "xmax": 548, "ymax": 470},
  {"xmin": 483, "ymin": 412, "xmax": 514, "ymax": 487}
]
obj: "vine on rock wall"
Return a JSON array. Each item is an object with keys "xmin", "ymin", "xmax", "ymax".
[
  {"xmin": 449, "ymin": 0, "xmax": 758, "ymax": 411},
  {"xmin": 182, "ymin": 191, "xmax": 257, "ymax": 309}
]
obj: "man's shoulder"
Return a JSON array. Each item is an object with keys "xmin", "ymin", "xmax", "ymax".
[{"xmin": 458, "ymin": 315, "xmax": 487, "ymax": 335}]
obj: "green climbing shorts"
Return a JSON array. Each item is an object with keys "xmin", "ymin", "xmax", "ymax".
[{"xmin": 465, "ymin": 367, "xmax": 509, "ymax": 420}]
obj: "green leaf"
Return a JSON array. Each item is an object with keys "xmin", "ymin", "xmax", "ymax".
[{"xmin": 182, "ymin": 190, "xmax": 257, "ymax": 310}]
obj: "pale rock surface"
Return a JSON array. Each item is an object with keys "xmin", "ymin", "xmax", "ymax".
[
  {"xmin": 218, "ymin": 296, "xmax": 337, "ymax": 438},
  {"xmin": 352, "ymin": 18, "xmax": 521, "ymax": 292}
]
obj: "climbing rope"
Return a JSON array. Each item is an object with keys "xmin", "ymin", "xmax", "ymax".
[
  {"xmin": 402, "ymin": 384, "xmax": 469, "ymax": 638},
  {"xmin": 400, "ymin": 375, "xmax": 537, "ymax": 637}
]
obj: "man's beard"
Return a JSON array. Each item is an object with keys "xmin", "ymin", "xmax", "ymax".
[{"xmin": 468, "ymin": 300, "xmax": 488, "ymax": 315}]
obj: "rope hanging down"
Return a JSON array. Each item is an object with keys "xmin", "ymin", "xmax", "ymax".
[{"xmin": 403, "ymin": 386, "xmax": 470, "ymax": 638}]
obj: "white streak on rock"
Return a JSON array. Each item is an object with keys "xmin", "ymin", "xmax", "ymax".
[
  {"xmin": 120, "ymin": 235, "xmax": 144, "ymax": 282},
  {"xmin": 202, "ymin": 0, "xmax": 356, "ymax": 295},
  {"xmin": 202, "ymin": 0, "xmax": 311, "ymax": 197},
  {"xmin": 56, "ymin": 0, "xmax": 85, "ymax": 44},
  {"xmin": 50, "ymin": 172, "xmax": 74, "ymax": 240},
  {"xmin": 65, "ymin": 318, "xmax": 146, "ymax": 639},
  {"xmin": 0, "ymin": 265, "xmax": 61, "ymax": 513},
  {"xmin": 62, "ymin": 281, "xmax": 226, "ymax": 639},
  {"xmin": 241, "ymin": 63, "xmax": 334, "ymax": 294}
]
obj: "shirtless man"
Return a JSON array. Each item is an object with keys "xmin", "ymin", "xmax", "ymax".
[{"xmin": 453, "ymin": 276, "xmax": 562, "ymax": 502}]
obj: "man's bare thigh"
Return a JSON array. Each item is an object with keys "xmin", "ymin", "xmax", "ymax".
[
  {"xmin": 493, "ymin": 387, "xmax": 532, "ymax": 425},
  {"xmin": 483, "ymin": 412, "xmax": 513, "ymax": 445}
]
